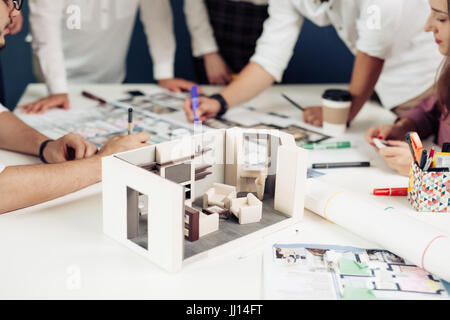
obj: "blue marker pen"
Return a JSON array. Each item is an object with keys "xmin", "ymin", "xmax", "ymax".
[
  {"xmin": 191, "ymin": 85, "xmax": 200, "ymax": 124},
  {"xmin": 419, "ymin": 150, "xmax": 428, "ymax": 170}
]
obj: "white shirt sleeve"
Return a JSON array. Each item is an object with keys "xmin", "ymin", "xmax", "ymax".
[
  {"xmin": 356, "ymin": 0, "xmax": 403, "ymax": 59},
  {"xmin": 250, "ymin": 0, "xmax": 304, "ymax": 82},
  {"xmin": 184, "ymin": 0, "xmax": 219, "ymax": 57},
  {"xmin": 0, "ymin": 104, "xmax": 8, "ymax": 175},
  {"xmin": 139, "ymin": 0, "xmax": 176, "ymax": 80},
  {"xmin": 29, "ymin": 0, "xmax": 68, "ymax": 95}
]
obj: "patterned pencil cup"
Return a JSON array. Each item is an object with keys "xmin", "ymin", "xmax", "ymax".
[{"xmin": 408, "ymin": 163, "xmax": 449, "ymax": 213}]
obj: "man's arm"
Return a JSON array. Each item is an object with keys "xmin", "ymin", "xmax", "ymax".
[
  {"xmin": 0, "ymin": 112, "xmax": 48, "ymax": 156},
  {"xmin": 0, "ymin": 158, "xmax": 101, "ymax": 214},
  {"xmin": 221, "ymin": 62, "xmax": 275, "ymax": 107},
  {"xmin": 0, "ymin": 132, "xmax": 150, "ymax": 214},
  {"xmin": 0, "ymin": 112, "xmax": 98, "ymax": 163},
  {"xmin": 21, "ymin": 0, "xmax": 69, "ymax": 114},
  {"xmin": 183, "ymin": 0, "xmax": 303, "ymax": 121},
  {"xmin": 183, "ymin": 62, "xmax": 275, "ymax": 122},
  {"xmin": 348, "ymin": 0, "xmax": 400, "ymax": 122},
  {"xmin": 348, "ymin": 50, "xmax": 384, "ymax": 122},
  {"xmin": 303, "ymin": 51, "xmax": 384, "ymax": 126},
  {"xmin": 304, "ymin": 0, "xmax": 400, "ymax": 127}
]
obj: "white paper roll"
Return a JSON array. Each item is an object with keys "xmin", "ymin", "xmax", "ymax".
[{"xmin": 305, "ymin": 178, "xmax": 450, "ymax": 282}]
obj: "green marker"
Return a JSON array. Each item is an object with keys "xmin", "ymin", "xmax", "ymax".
[{"xmin": 302, "ymin": 141, "xmax": 351, "ymax": 150}]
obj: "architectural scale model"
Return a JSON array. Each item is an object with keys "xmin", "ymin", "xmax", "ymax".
[{"xmin": 102, "ymin": 128, "xmax": 308, "ymax": 272}]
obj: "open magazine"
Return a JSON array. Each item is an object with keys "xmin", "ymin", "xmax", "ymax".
[{"xmin": 263, "ymin": 243, "xmax": 450, "ymax": 300}]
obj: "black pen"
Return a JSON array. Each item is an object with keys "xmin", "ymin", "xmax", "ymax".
[
  {"xmin": 282, "ymin": 94, "xmax": 305, "ymax": 112},
  {"xmin": 128, "ymin": 108, "xmax": 134, "ymax": 135},
  {"xmin": 427, "ymin": 167, "xmax": 449, "ymax": 173},
  {"xmin": 312, "ymin": 162, "xmax": 371, "ymax": 169}
]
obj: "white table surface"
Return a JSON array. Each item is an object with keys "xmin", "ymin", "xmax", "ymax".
[{"xmin": 0, "ymin": 84, "xmax": 448, "ymax": 299}]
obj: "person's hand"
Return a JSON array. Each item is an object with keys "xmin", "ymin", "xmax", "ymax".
[
  {"xmin": 43, "ymin": 133, "xmax": 98, "ymax": 164},
  {"xmin": 20, "ymin": 94, "xmax": 71, "ymax": 114},
  {"xmin": 378, "ymin": 141, "xmax": 413, "ymax": 176},
  {"xmin": 6, "ymin": 12, "xmax": 23, "ymax": 35},
  {"xmin": 158, "ymin": 78, "xmax": 202, "ymax": 93},
  {"xmin": 183, "ymin": 96, "xmax": 221, "ymax": 122},
  {"xmin": 97, "ymin": 132, "xmax": 151, "ymax": 157},
  {"xmin": 303, "ymin": 106, "xmax": 323, "ymax": 127},
  {"xmin": 366, "ymin": 118, "xmax": 416, "ymax": 145},
  {"xmin": 203, "ymin": 52, "xmax": 233, "ymax": 85}
]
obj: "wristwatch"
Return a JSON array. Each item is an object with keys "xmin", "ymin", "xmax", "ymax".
[{"xmin": 209, "ymin": 94, "xmax": 229, "ymax": 118}]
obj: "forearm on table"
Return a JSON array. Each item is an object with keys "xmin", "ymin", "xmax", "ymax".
[
  {"xmin": 348, "ymin": 51, "xmax": 384, "ymax": 122},
  {"xmin": 395, "ymin": 118, "xmax": 418, "ymax": 133},
  {"xmin": 220, "ymin": 62, "xmax": 275, "ymax": 108},
  {"xmin": 0, "ymin": 157, "xmax": 102, "ymax": 214},
  {"xmin": 398, "ymin": 103, "xmax": 440, "ymax": 139},
  {"xmin": 0, "ymin": 112, "xmax": 49, "ymax": 156}
]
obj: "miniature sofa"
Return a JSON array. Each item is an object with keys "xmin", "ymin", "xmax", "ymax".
[
  {"xmin": 203, "ymin": 183, "xmax": 237, "ymax": 209},
  {"xmin": 230, "ymin": 193, "xmax": 263, "ymax": 225}
]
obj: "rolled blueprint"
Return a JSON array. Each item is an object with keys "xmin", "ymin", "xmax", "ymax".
[{"xmin": 305, "ymin": 178, "xmax": 450, "ymax": 282}]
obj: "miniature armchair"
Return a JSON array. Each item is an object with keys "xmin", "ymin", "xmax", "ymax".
[
  {"xmin": 230, "ymin": 193, "xmax": 263, "ymax": 225},
  {"xmin": 203, "ymin": 183, "xmax": 237, "ymax": 209}
]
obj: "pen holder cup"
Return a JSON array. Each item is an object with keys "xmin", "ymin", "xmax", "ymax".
[{"xmin": 408, "ymin": 163, "xmax": 449, "ymax": 213}]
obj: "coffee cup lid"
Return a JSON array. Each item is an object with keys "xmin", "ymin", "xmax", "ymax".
[{"xmin": 322, "ymin": 89, "xmax": 352, "ymax": 102}]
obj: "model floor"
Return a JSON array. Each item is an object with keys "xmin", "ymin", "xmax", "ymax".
[
  {"xmin": 129, "ymin": 194, "xmax": 289, "ymax": 258},
  {"xmin": 184, "ymin": 195, "xmax": 288, "ymax": 259}
]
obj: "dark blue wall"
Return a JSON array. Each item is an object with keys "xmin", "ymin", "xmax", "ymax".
[
  {"xmin": 0, "ymin": 0, "xmax": 354, "ymax": 109},
  {"xmin": 0, "ymin": 2, "xmax": 34, "ymax": 109}
]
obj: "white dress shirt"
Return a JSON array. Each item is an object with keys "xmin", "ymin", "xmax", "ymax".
[
  {"xmin": 29, "ymin": 0, "xmax": 176, "ymax": 95},
  {"xmin": 251, "ymin": 0, "xmax": 442, "ymax": 109},
  {"xmin": 184, "ymin": 0, "xmax": 269, "ymax": 57},
  {"xmin": 0, "ymin": 104, "xmax": 8, "ymax": 175}
]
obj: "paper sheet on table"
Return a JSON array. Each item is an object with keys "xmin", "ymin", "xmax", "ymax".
[
  {"xmin": 224, "ymin": 106, "xmax": 326, "ymax": 129},
  {"xmin": 305, "ymin": 176, "xmax": 450, "ymax": 282},
  {"xmin": 263, "ymin": 246, "xmax": 338, "ymax": 300},
  {"xmin": 17, "ymin": 89, "xmax": 194, "ymax": 146},
  {"xmin": 263, "ymin": 243, "xmax": 450, "ymax": 300}
]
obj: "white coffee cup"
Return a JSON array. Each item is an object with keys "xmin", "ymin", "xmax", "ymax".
[{"xmin": 321, "ymin": 89, "xmax": 352, "ymax": 136}]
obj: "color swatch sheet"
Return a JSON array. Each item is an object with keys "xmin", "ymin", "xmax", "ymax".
[
  {"xmin": 305, "ymin": 176, "xmax": 450, "ymax": 282},
  {"xmin": 206, "ymin": 106, "xmax": 330, "ymax": 145},
  {"xmin": 17, "ymin": 89, "xmax": 331, "ymax": 148},
  {"xmin": 17, "ymin": 90, "xmax": 193, "ymax": 147},
  {"xmin": 264, "ymin": 243, "xmax": 450, "ymax": 300}
]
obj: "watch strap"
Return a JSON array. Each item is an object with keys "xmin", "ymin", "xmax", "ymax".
[
  {"xmin": 39, "ymin": 139, "xmax": 54, "ymax": 164},
  {"xmin": 209, "ymin": 94, "xmax": 229, "ymax": 118}
]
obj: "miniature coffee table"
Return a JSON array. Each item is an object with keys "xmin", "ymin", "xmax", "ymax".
[{"xmin": 203, "ymin": 206, "xmax": 231, "ymax": 219}]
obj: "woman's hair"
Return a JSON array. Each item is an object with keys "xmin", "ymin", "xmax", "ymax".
[{"xmin": 436, "ymin": 0, "xmax": 450, "ymax": 110}]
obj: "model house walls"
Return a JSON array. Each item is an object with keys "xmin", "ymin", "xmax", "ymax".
[
  {"xmin": 115, "ymin": 145, "xmax": 157, "ymax": 167},
  {"xmin": 192, "ymin": 130, "xmax": 226, "ymax": 197},
  {"xmin": 274, "ymin": 145, "xmax": 308, "ymax": 218},
  {"xmin": 102, "ymin": 128, "xmax": 309, "ymax": 272},
  {"xmin": 103, "ymin": 154, "xmax": 185, "ymax": 272}
]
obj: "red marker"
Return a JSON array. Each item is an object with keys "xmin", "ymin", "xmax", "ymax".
[
  {"xmin": 373, "ymin": 188, "xmax": 408, "ymax": 196},
  {"xmin": 82, "ymin": 91, "xmax": 107, "ymax": 105}
]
